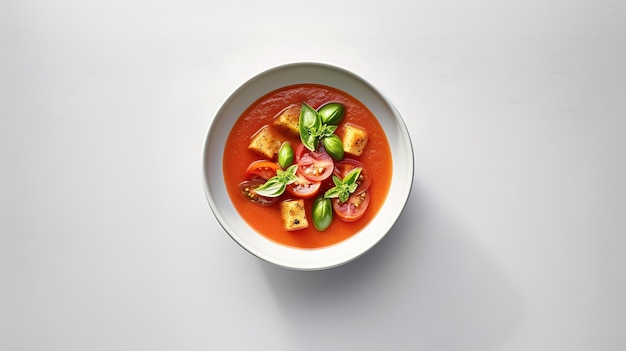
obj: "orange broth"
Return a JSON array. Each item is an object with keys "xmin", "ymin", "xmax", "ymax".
[{"xmin": 223, "ymin": 84, "xmax": 392, "ymax": 248}]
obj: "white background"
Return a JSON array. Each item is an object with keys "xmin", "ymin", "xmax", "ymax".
[{"xmin": 2, "ymin": 1, "xmax": 625, "ymax": 350}]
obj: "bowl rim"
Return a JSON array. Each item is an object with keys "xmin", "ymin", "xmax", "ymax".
[{"xmin": 202, "ymin": 61, "xmax": 414, "ymax": 270}]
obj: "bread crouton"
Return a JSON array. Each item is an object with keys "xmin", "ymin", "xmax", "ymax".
[
  {"xmin": 280, "ymin": 199, "xmax": 309, "ymax": 231},
  {"xmin": 342, "ymin": 124, "xmax": 368, "ymax": 156},
  {"xmin": 248, "ymin": 125, "xmax": 281, "ymax": 159},
  {"xmin": 273, "ymin": 104, "xmax": 300, "ymax": 136}
]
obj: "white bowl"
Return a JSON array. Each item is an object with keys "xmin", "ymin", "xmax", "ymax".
[{"xmin": 202, "ymin": 62, "xmax": 413, "ymax": 270}]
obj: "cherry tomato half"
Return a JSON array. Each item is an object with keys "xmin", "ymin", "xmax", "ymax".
[
  {"xmin": 332, "ymin": 190, "xmax": 370, "ymax": 222},
  {"xmin": 238, "ymin": 178, "xmax": 279, "ymax": 207},
  {"xmin": 333, "ymin": 158, "xmax": 371, "ymax": 195},
  {"xmin": 295, "ymin": 143, "xmax": 334, "ymax": 182},
  {"xmin": 287, "ymin": 170, "xmax": 321, "ymax": 199},
  {"xmin": 245, "ymin": 160, "xmax": 280, "ymax": 180}
]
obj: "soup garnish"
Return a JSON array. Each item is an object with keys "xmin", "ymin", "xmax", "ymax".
[
  {"xmin": 240, "ymin": 101, "xmax": 371, "ymax": 230},
  {"xmin": 223, "ymin": 84, "xmax": 392, "ymax": 249}
]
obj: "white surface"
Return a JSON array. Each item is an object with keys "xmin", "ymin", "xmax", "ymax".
[{"xmin": 1, "ymin": 0, "xmax": 625, "ymax": 350}]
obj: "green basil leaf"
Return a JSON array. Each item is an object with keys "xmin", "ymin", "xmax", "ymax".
[
  {"xmin": 324, "ymin": 168, "xmax": 363, "ymax": 203},
  {"xmin": 254, "ymin": 179, "xmax": 286, "ymax": 197},
  {"xmin": 332, "ymin": 175, "xmax": 342, "ymax": 187},
  {"xmin": 343, "ymin": 167, "xmax": 362, "ymax": 186},
  {"xmin": 300, "ymin": 130, "xmax": 313, "ymax": 151},
  {"xmin": 318, "ymin": 103, "xmax": 345, "ymax": 125},
  {"xmin": 306, "ymin": 133, "xmax": 318, "ymax": 151},
  {"xmin": 277, "ymin": 142, "xmax": 294, "ymax": 169},
  {"xmin": 300, "ymin": 103, "xmax": 320, "ymax": 130},
  {"xmin": 254, "ymin": 164, "xmax": 298, "ymax": 197},
  {"xmin": 324, "ymin": 187, "xmax": 342, "ymax": 199},
  {"xmin": 321, "ymin": 124, "xmax": 338, "ymax": 137},
  {"xmin": 284, "ymin": 165, "xmax": 298, "ymax": 183},
  {"xmin": 339, "ymin": 191, "xmax": 349, "ymax": 203},
  {"xmin": 312, "ymin": 197, "xmax": 333, "ymax": 231},
  {"xmin": 276, "ymin": 166, "xmax": 297, "ymax": 184},
  {"xmin": 299, "ymin": 103, "xmax": 322, "ymax": 151},
  {"xmin": 347, "ymin": 183, "xmax": 358, "ymax": 194},
  {"xmin": 322, "ymin": 134, "xmax": 344, "ymax": 161}
]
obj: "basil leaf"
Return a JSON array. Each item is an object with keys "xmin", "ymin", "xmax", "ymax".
[
  {"xmin": 321, "ymin": 125, "xmax": 338, "ymax": 138},
  {"xmin": 318, "ymin": 103, "xmax": 345, "ymax": 125},
  {"xmin": 343, "ymin": 167, "xmax": 362, "ymax": 186},
  {"xmin": 300, "ymin": 103, "xmax": 320, "ymax": 130},
  {"xmin": 332, "ymin": 175, "xmax": 342, "ymax": 187},
  {"xmin": 339, "ymin": 191, "xmax": 349, "ymax": 203},
  {"xmin": 277, "ymin": 142, "xmax": 294, "ymax": 169},
  {"xmin": 254, "ymin": 180, "xmax": 286, "ymax": 197},
  {"xmin": 347, "ymin": 183, "xmax": 358, "ymax": 194},
  {"xmin": 254, "ymin": 164, "xmax": 298, "ymax": 197},
  {"xmin": 324, "ymin": 187, "xmax": 342, "ymax": 199},
  {"xmin": 299, "ymin": 103, "xmax": 321, "ymax": 151},
  {"xmin": 322, "ymin": 134, "xmax": 344, "ymax": 161},
  {"xmin": 312, "ymin": 197, "xmax": 333, "ymax": 231},
  {"xmin": 323, "ymin": 168, "xmax": 363, "ymax": 203},
  {"xmin": 306, "ymin": 133, "xmax": 319, "ymax": 151},
  {"xmin": 283, "ymin": 164, "xmax": 298, "ymax": 183}
]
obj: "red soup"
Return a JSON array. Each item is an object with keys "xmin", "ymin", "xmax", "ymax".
[{"xmin": 223, "ymin": 84, "xmax": 392, "ymax": 249}]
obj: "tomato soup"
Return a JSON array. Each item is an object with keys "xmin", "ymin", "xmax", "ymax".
[{"xmin": 223, "ymin": 84, "xmax": 392, "ymax": 248}]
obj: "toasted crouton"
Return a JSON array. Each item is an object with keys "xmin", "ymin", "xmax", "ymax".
[
  {"xmin": 273, "ymin": 104, "xmax": 300, "ymax": 136},
  {"xmin": 342, "ymin": 124, "xmax": 368, "ymax": 156},
  {"xmin": 280, "ymin": 199, "xmax": 309, "ymax": 231},
  {"xmin": 248, "ymin": 125, "xmax": 281, "ymax": 159}
]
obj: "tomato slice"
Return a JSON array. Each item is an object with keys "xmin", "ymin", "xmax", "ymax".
[
  {"xmin": 287, "ymin": 170, "xmax": 321, "ymax": 199},
  {"xmin": 332, "ymin": 191, "xmax": 370, "ymax": 222},
  {"xmin": 333, "ymin": 159, "xmax": 371, "ymax": 195},
  {"xmin": 238, "ymin": 178, "xmax": 279, "ymax": 206},
  {"xmin": 295, "ymin": 143, "xmax": 334, "ymax": 181},
  {"xmin": 245, "ymin": 160, "xmax": 280, "ymax": 180}
]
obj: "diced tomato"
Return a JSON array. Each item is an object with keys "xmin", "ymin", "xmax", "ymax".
[
  {"xmin": 295, "ymin": 143, "xmax": 334, "ymax": 181},
  {"xmin": 238, "ymin": 178, "xmax": 279, "ymax": 206},
  {"xmin": 287, "ymin": 170, "xmax": 321, "ymax": 199},
  {"xmin": 245, "ymin": 160, "xmax": 280, "ymax": 180},
  {"xmin": 332, "ymin": 191, "xmax": 370, "ymax": 222}
]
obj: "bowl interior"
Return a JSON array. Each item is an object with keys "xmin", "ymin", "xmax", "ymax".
[{"xmin": 203, "ymin": 62, "xmax": 413, "ymax": 270}]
